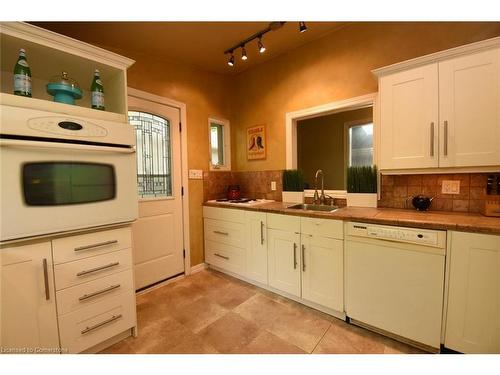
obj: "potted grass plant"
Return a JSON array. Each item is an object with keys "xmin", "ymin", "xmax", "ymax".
[
  {"xmin": 282, "ymin": 169, "xmax": 305, "ymax": 203},
  {"xmin": 346, "ymin": 165, "xmax": 378, "ymax": 208}
]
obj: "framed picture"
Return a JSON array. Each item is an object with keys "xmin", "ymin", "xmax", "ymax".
[{"xmin": 247, "ymin": 124, "xmax": 266, "ymax": 160}]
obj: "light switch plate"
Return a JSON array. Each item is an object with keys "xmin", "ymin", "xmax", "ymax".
[
  {"xmin": 442, "ymin": 180, "xmax": 460, "ymax": 194},
  {"xmin": 188, "ymin": 169, "xmax": 203, "ymax": 179},
  {"xmin": 271, "ymin": 181, "xmax": 277, "ymax": 191}
]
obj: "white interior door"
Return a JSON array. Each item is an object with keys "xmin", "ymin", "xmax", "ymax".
[{"xmin": 128, "ymin": 95, "xmax": 184, "ymax": 290}]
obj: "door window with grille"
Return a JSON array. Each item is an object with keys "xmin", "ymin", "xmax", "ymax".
[{"xmin": 128, "ymin": 111, "xmax": 172, "ymax": 198}]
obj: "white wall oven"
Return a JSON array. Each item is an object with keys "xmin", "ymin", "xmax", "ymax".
[{"xmin": 0, "ymin": 105, "xmax": 138, "ymax": 241}]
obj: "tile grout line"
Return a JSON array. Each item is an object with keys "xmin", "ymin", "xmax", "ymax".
[{"xmin": 309, "ymin": 322, "xmax": 332, "ymax": 354}]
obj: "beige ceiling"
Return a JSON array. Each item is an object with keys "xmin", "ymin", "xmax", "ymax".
[{"xmin": 32, "ymin": 22, "xmax": 346, "ymax": 75}]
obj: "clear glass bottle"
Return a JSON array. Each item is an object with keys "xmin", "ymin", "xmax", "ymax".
[
  {"xmin": 90, "ymin": 69, "xmax": 105, "ymax": 110},
  {"xmin": 13, "ymin": 48, "xmax": 32, "ymax": 97}
]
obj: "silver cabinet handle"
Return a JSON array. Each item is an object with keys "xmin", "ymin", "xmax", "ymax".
[
  {"xmin": 77, "ymin": 262, "xmax": 119, "ymax": 277},
  {"xmin": 301, "ymin": 244, "xmax": 306, "ymax": 272},
  {"xmin": 81, "ymin": 314, "xmax": 122, "ymax": 335},
  {"xmin": 260, "ymin": 221, "xmax": 265, "ymax": 245},
  {"xmin": 74, "ymin": 240, "xmax": 118, "ymax": 252},
  {"xmin": 79, "ymin": 284, "xmax": 121, "ymax": 301},
  {"xmin": 430, "ymin": 122, "xmax": 435, "ymax": 157},
  {"xmin": 42, "ymin": 258, "xmax": 50, "ymax": 301},
  {"xmin": 214, "ymin": 253, "xmax": 229, "ymax": 260},
  {"xmin": 444, "ymin": 120, "xmax": 448, "ymax": 156},
  {"xmin": 293, "ymin": 243, "xmax": 297, "ymax": 269},
  {"xmin": 213, "ymin": 230, "xmax": 229, "ymax": 236}
]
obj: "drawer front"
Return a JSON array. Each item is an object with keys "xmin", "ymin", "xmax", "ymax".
[
  {"xmin": 267, "ymin": 213, "xmax": 301, "ymax": 232},
  {"xmin": 203, "ymin": 206, "xmax": 245, "ymax": 223},
  {"xmin": 55, "ymin": 249, "xmax": 132, "ymax": 290},
  {"xmin": 301, "ymin": 217, "xmax": 344, "ymax": 239},
  {"xmin": 204, "ymin": 219, "xmax": 246, "ymax": 248},
  {"xmin": 56, "ymin": 269, "xmax": 134, "ymax": 315},
  {"xmin": 58, "ymin": 291, "xmax": 136, "ymax": 353},
  {"xmin": 53, "ymin": 227, "xmax": 132, "ymax": 265},
  {"xmin": 205, "ymin": 240, "xmax": 245, "ymax": 276}
]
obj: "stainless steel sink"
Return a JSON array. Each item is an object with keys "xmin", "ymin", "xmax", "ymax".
[{"xmin": 287, "ymin": 203, "xmax": 338, "ymax": 212}]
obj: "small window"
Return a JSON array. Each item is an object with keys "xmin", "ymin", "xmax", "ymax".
[
  {"xmin": 209, "ymin": 118, "xmax": 231, "ymax": 170},
  {"xmin": 128, "ymin": 111, "xmax": 172, "ymax": 198},
  {"xmin": 348, "ymin": 123, "xmax": 374, "ymax": 167}
]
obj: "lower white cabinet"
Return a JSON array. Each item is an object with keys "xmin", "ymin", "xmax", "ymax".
[
  {"xmin": 445, "ymin": 231, "xmax": 500, "ymax": 353},
  {"xmin": 245, "ymin": 211, "xmax": 268, "ymax": 284},
  {"xmin": 0, "ymin": 241, "xmax": 59, "ymax": 352}
]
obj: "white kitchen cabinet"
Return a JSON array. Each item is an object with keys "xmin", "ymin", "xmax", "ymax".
[
  {"xmin": 445, "ymin": 231, "xmax": 500, "ymax": 353},
  {"xmin": 301, "ymin": 234, "xmax": 344, "ymax": 312},
  {"xmin": 379, "ymin": 64, "xmax": 439, "ymax": 169},
  {"xmin": 267, "ymin": 228, "xmax": 301, "ymax": 297},
  {"xmin": 0, "ymin": 241, "xmax": 59, "ymax": 352},
  {"xmin": 245, "ymin": 211, "xmax": 268, "ymax": 284},
  {"xmin": 377, "ymin": 41, "xmax": 500, "ymax": 170},
  {"xmin": 439, "ymin": 48, "xmax": 500, "ymax": 167}
]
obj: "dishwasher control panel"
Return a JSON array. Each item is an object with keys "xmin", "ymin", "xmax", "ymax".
[{"xmin": 348, "ymin": 222, "xmax": 446, "ymax": 248}]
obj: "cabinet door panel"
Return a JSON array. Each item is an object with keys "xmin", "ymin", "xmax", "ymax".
[
  {"xmin": 1, "ymin": 242, "xmax": 59, "ymax": 351},
  {"xmin": 245, "ymin": 212, "xmax": 268, "ymax": 285},
  {"xmin": 301, "ymin": 235, "xmax": 343, "ymax": 311},
  {"xmin": 380, "ymin": 64, "xmax": 439, "ymax": 169},
  {"xmin": 439, "ymin": 48, "xmax": 500, "ymax": 167},
  {"xmin": 445, "ymin": 231, "xmax": 500, "ymax": 353},
  {"xmin": 267, "ymin": 229, "xmax": 301, "ymax": 297}
]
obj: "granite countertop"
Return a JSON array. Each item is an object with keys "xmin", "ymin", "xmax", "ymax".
[{"xmin": 203, "ymin": 201, "xmax": 500, "ymax": 235}]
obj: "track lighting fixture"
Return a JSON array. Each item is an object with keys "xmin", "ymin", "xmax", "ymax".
[
  {"xmin": 258, "ymin": 37, "xmax": 266, "ymax": 53},
  {"xmin": 241, "ymin": 45, "xmax": 248, "ymax": 60},
  {"xmin": 299, "ymin": 22, "xmax": 307, "ymax": 33},
  {"xmin": 227, "ymin": 52, "xmax": 234, "ymax": 67}
]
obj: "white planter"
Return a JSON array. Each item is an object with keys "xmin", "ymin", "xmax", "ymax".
[
  {"xmin": 281, "ymin": 191, "xmax": 304, "ymax": 203},
  {"xmin": 347, "ymin": 193, "xmax": 378, "ymax": 208}
]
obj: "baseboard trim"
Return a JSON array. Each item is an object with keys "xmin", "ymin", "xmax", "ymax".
[{"xmin": 190, "ymin": 262, "xmax": 207, "ymax": 274}]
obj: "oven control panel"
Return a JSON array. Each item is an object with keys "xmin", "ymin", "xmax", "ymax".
[{"xmin": 28, "ymin": 117, "xmax": 108, "ymax": 137}]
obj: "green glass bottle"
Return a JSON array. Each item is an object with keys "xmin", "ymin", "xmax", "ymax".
[
  {"xmin": 90, "ymin": 69, "xmax": 105, "ymax": 110},
  {"xmin": 13, "ymin": 48, "xmax": 32, "ymax": 97}
]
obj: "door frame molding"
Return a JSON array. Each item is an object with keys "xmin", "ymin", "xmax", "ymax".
[{"xmin": 127, "ymin": 87, "xmax": 191, "ymax": 275}]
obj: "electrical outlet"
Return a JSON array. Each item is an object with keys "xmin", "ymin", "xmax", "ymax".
[
  {"xmin": 188, "ymin": 169, "xmax": 203, "ymax": 179},
  {"xmin": 442, "ymin": 180, "xmax": 460, "ymax": 194},
  {"xmin": 271, "ymin": 181, "xmax": 277, "ymax": 191}
]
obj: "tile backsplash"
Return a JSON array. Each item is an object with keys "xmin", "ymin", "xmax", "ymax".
[{"xmin": 378, "ymin": 173, "xmax": 492, "ymax": 213}]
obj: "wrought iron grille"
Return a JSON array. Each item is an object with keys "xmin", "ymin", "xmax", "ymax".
[{"xmin": 128, "ymin": 111, "xmax": 172, "ymax": 198}]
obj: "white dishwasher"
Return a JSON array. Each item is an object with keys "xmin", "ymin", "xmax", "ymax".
[{"xmin": 345, "ymin": 221, "xmax": 446, "ymax": 351}]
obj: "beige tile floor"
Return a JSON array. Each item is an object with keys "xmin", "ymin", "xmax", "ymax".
[{"xmin": 101, "ymin": 269, "xmax": 425, "ymax": 354}]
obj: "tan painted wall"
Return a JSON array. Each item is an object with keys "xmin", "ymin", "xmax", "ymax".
[
  {"xmin": 232, "ymin": 22, "xmax": 500, "ymax": 171},
  {"xmin": 114, "ymin": 48, "xmax": 233, "ymax": 267},
  {"xmin": 297, "ymin": 107, "xmax": 373, "ymax": 189}
]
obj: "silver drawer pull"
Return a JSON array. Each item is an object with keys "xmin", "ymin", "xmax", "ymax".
[
  {"xmin": 79, "ymin": 284, "xmax": 121, "ymax": 301},
  {"xmin": 213, "ymin": 230, "xmax": 229, "ymax": 236},
  {"xmin": 76, "ymin": 262, "xmax": 120, "ymax": 277},
  {"xmin": 81, "ymin": 314, "xmax": 122, "ymax": 335},
  {"xmin": 74, "ymin": 240, "xmax": 118, "ymax": 252},
  {"xmin": 214, "ymin": 253, "xmax": 229, "ymax": 260}
]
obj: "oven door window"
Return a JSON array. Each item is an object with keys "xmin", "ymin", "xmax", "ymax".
[{"xmin": 23, "ymin": 162, "xmax": 116, "ymax": 206}]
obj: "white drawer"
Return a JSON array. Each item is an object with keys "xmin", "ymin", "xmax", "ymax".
[
  {"xmin": 203, "ymin": 206, "xmax": 246, "ymax": 223},
  {"xmin": 53, "ymin": 227, "xmax": 132, "ymax": 265},
  {"xmin": 205, "ymin": 240, "xmax": 245, "ymax": 276},
  {"xmin": 55, "ymin": 249, "xmax": 133, "ymax": 290},
  {"xmin": 204, "ymin": 218, "xmax": 246, "ymax": 248},
  {"xmin": 56, "ymin": 269, "xmax": 134, "ymax": 315},
  {"xmin": 58, "ymin": 291, "xmax": 136, "ymax": 353},
  {"xmin": 267, "ymin": 213, "xmax": 301, "ymax": 232},
  {"xmin": 301, "ymin": 217, "xmax": 344, "ymax": 239}
]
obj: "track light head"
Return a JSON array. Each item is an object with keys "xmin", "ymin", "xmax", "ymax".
[
  {"xmin": 241, "ymin": 45, "xmax": 248, "ymax": 60},
  {"xmin": 258, "ymin": 37, "xmax": 266, "ymax": 53},
  {"xmin": 299, "ymin": 21, "xmax": 307, "ymax": 33},
  {"xmin": 227, "ymin": 53, "xmax": 235, "ymax": 67}
]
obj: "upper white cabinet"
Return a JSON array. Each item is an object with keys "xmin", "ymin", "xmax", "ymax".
[
  {"xmin": 1, "ymin": 241, "xmax": 59, "ymax": 352},
  {"xmin": 376, "ymin": 38, "xmax": 500, "ymax": 170},
  {"xmin": 445, "ymin": 231, "xmax": 500, "ymax": 353}
]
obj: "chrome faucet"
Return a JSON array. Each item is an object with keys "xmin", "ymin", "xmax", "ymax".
[{"xmin": 313, "ymin": 169, "xmax": 326, "ymax": 205}]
